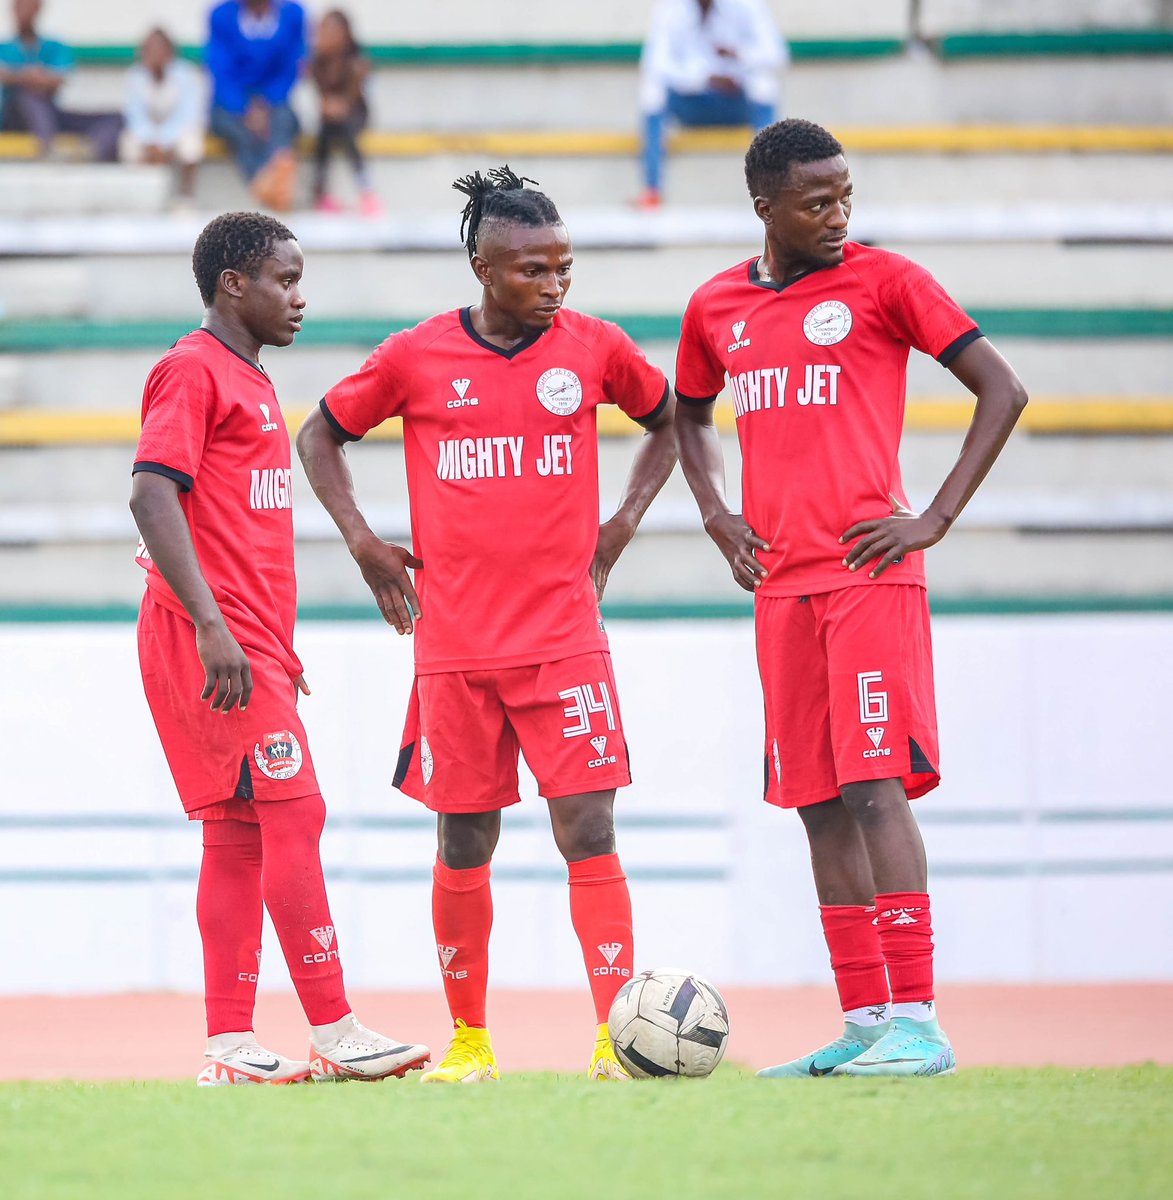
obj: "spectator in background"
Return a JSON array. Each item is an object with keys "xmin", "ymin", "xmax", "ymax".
[
  {"xmin": 637, "ymin": 0, "xmax": 786, "ymax": 208},
  {"xmin": 120, "ymin": 29, "xmax": 206, "ymax": 209},
  {"xmin": 0, "ymin": 0, "xmax": 122, "ymax": 161},
  {"xmin": 310, "ymin": 9, "xmax": 381, "ymax": 217},
  {"xmin": 205, "ymin": 0, "xmax": 306, "ymax": 211}
]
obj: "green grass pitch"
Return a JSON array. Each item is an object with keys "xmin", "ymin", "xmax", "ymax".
[{"xmin": 2, "ymin": 1066, "xmax": 1170, "ymax": 1199}]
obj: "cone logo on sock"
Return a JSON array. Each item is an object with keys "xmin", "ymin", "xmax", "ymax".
[
  {"xmin": 598, "ymin": 942, "xmax": 623, "ymax": 966},
  {"xmin": 310, "ymin": 926, "xmax": 336, "ymax": 951},
  {"xmin": 304, "ymin": 925, "xmax": 339, "ymax": 966},
  {"xmin": 438, "ymin": 944, "xmax": 458, "ymax": 969}
]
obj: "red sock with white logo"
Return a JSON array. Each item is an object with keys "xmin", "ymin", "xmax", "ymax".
[
  {"xmin": 432, "ymin": 857, "xmax": 493, "ymax": 1028},
  {"xmin": 873, "ymin": 890, "xmax": 935, "ymax": 1005},
  {"xmin": 255, "ymin": 793, "xmax": 350, "ymax": 1026},
  {"xmin": 198, "ymin": 819, "xmax": 264, "ymax": 1037},
  {"xmin": 819, "ymin": 904, "xmax": 890, "ymax": 1017},
  {"xmin": 568, "ymin": 853, "xmax": 634, "ymax": 1023}
]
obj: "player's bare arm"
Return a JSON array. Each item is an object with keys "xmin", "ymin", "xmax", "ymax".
[
  {"xmin": 592, "ymin": 397, "xmax": 677, "ymax": 600},
  {"xmin": 841, "ymin": 338, "xmax": 1028, "ymax": 578},
  {"xmin": 128, "ymin": 471, "xmax": 253, "ymax": 713},
  {"xmin": 296, "ymin": 407, "xmax": 422, "ymax": 635},
  {"xmin": 674, "ymin": 396, "xmax": 771, "ymax": 592}
]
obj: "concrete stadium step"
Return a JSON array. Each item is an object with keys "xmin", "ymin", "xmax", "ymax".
[
  {"xmin": 2, "ymin": 339, "xmax": 1168, "ymax": 415},
  {"xmin": 1, "ymin": 240, "xmax": 1168, "ymax": 323},
  {"xmin": 61, "ymin": 50, "xmax": 1173, "ymax": 129},
  {"xmin": 2, "ymin": 526, "xmax": 1170, "ymax": 608},
  {"xmin": 1, "ymin": 141, "xmax": 1170, "ymax": 218}
]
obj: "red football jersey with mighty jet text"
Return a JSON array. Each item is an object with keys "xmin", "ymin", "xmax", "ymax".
[
  {"xmin": 675, "ymin": 243, "xmax": 981, "ymax": 596},
  {"xmin": 321, "ymin": 307, "xmax": 668, "ymax": 673},
  {"xmin": 133, "ymin": 329, "xmax": 303, "ymax": 678}
]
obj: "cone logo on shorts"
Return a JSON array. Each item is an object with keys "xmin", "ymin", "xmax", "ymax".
[
  {"xmin": 590, "ymin": 735, "xmax": 608, "ymax": 757},
  {"xmin": 866, "ymin": 726, "xmax": 886, "ymax": 748},
  {"xmin": 598, "ymin": 942, "xmax": 623, "ymax": 966},
  {"xmin": 438, "ymin": 944, "xmax": 458, "ymax": 969}
]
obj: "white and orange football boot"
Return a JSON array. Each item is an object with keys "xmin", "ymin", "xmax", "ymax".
[
  {"xmin": 309, "ymin": 1014, "xmax": 430, "ymax": 1082},
  {"xmin": 197, "ymin": 1037, "xmax": 311, "ymax": 1087}
]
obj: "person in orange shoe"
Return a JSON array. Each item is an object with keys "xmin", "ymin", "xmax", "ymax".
[{"xmin": 205, "ymin": 0, "xmax": 306, "ymax": 210}]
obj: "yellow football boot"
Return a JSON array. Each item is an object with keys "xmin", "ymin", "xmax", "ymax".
[
  {"xmin": 420, "ymin": 1019, "xmax": 499, "ymax": 1084},
  {"xmin": 588, "ymin": 1025, "xmax": 631, "ymax": 1081}
]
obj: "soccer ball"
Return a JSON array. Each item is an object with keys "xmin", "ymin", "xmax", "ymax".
[{"xmin": 607, "ymin": 968, "xmax": 730, "ymax": 1079}]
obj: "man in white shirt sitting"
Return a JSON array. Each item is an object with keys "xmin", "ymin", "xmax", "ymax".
[{"xmin": 637, "ymin": 0, "xmax": 786, "ymax": 208}]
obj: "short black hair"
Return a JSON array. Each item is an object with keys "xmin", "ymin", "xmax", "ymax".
[
  {"xmin": 744, "ymin": 119, "xmax": 845, "ymax": 198},
  {"xmin": 192, "ymin": 211, "xmax": 296, "ymax": 306},
  {"xmin": 452, "ymin": 165, "xmax": 562, "ymax": 261}
]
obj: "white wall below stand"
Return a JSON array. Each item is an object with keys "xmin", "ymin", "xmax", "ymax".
[{"xmin": 1, "ymin": 613, "xmax": 1171, "ymax": 996}]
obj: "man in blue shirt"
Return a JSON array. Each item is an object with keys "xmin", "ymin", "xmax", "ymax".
[
  {"xmin": 0, "ymin": 0, "xmax": 122, "ymax": 161},
  {"xmin": 206, "ymin": 0, "xmax": 306, "ymax": 210}
]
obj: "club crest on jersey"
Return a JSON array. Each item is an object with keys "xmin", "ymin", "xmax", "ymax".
[
  {"xmin": 728, "ymin": 320, "xmax": 752, "ymax": 352},
  {"xmin": 803, "ymin": 300, "xmax": 853, "ymax": 346},
  {"xmin": 420, "ymin": 736, "xmax": 434, "ymax": 785},
  {"xmin": 259, "ymin": 403, "xmax": 279, "ymax": 432},
  {"xmin": 536, "ymin": 367, "xmax": 582, "ymax": 415},
  {"xmin": 449, "ymin": 378, "xmax": 478, "ymax": 408},
  {"xmin": 254, "ymin": 730, "xmax": 303, "ymax": 780}
]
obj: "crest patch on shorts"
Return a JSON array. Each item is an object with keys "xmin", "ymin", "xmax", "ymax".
[{"xmin": 254, "ymin": 730, "xmax": 303, "ymax": 780}]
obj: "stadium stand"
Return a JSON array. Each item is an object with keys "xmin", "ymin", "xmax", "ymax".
[{"xmin": 1, "ymin": 0, "xmax": 1171, "ymax": 611}]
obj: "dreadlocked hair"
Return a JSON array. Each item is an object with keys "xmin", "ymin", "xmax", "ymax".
[
  {"xmin": 452, "ymin": 165, "xmax": 562, "ymax": 260},
  {"xmin": 744, "ymin": 118, "xmax": 844, "ymax": 198},
  {"xmin": 192, "ymin": 211, "xmax": 295, "ymax": 305}
]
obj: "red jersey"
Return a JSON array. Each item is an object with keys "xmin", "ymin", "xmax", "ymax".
[
  {"xmin": 675, "ymin": 243, "xmax": 981, "ymax": 596},
  {"xmin": 133, "ymin": 329, "xmax": 303, "ymax": 678},
  {"xmin": 321, "ymin": 307, "xmax": 668, "ymax": 673}
]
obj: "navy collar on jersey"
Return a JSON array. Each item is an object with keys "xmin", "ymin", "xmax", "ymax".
[
  {"xmin": 747, "ymin": 257, "xmax": 833, "ymax": 294},
  {"xmin": 192, "ymin": 326, "xmax": 271, "ymax": 378},
  {"xmin": 460, "ymin": 306, "xmax": 550, "ymax": 360}
]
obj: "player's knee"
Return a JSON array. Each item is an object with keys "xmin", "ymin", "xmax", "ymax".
[
  {"xmin": 437, "ymin": 811, "xmax": 499, "ymax": 870},
  {"xmin": 553, "ymin": 806, "xmax": 616, "ymax": 862},
  {"xmin": 840, "ymin": 779, "xmax": 909, "ymax": 826}
]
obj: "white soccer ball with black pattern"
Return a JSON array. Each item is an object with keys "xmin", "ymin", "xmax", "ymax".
[{"xmin": 607, "ymin": 968, "xmax": 730, "ymax": 1078}]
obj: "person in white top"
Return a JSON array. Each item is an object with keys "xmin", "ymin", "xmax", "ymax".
[
  {"xmin": 120, "ymin": 28, "xmax": 206, "ymax": 206},
  {"xmin": 637, "ymin": 0, "xmax": 786, "ymax": 207}
]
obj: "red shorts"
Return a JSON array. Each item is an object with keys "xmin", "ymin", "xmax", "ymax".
[
  {"xmin": 394, "ymin": 652, "xmax": 631, "ymax": 812},
  {"xmin": 756, "ymin": 584, "xmax": 940, "ymax": 809},
  {"xmin": 138, "ymin": 593, "xmax": 320, "ymax": 821}
]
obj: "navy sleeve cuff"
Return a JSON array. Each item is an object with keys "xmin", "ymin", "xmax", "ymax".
[
  {"xmin": 132, "ymin": 461, "xmax": 194, "ymax": 492},
  {"xmin": 675, "ymin": 388, "xmax": 719, "ymax": 408},
  {"xmin": 633, "ymin": 382, "xmax": 670, "ymax": 428},
  {"xmin": 319, "ymin": 397, "xmax": 363, "ymax": 442},
  {"xmin": 938, "ymin": 327, "xmax": 984, "ymax": 367}
]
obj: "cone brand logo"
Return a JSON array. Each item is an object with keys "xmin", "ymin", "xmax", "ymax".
[
  {"xmin": 449, "ymin": 378, "xmax": 479, "ymax": 408},
  {"xmin": 588, "ymin": 734, "xmax": 616, "ymax": 769},
  {"xmin": 593, "ymin": 942, "xmax": 629, "ymax": 978},
  {"xmin": 254, "ymin": 730, "xmax": 303, "ymax": 779},
  {"xmin": 728, "ymin": 319, "xmax": 752, "ymax": 352},
  {"xmin": 863, "ymin": 723, "xmax": 891, "ymax": 759},
  {"xmin": 438, "ymin": 943, "xmax": 467, "ymax": 980},
  {"xmin": 238, "ymin": 947, "xmax": 262, "ymax": 983},
  {"xmin": 259, "ymin": 402, "xmax": 279, "ymax": 432},
  {"xmin": 304, "ymin": 925, "xmax": 338, "ymax": 965}
]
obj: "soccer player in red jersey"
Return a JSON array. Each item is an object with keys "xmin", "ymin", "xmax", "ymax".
[
  {"xmin": 297, "ymin": 168, "xmax": 676, "ymax": 1082},
  {"xmin": 130, "ymin": 212, "xmax": 430, "ymax": 1085},
  {"xmin": 674, "ymin": 120, "xmax": 1028, "ymax": 1076}
]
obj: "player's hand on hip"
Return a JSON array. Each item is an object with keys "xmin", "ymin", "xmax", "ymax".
[
  {"xmin": 705, "ymin": 512, "xmax": 770, "ymax": 593},
  {"xmin": 354, "ymin": 536, "xmax": 423, "ymax": 635},
  {"xmin": 840, "ymin": 494, "xmax": 948, "ymax": 579},
  {"xmin": 195, "ymin": 620, "xmax": 254, "ymax": 714},
  {"xmin": 294, "ymin": 674, "xmax": 311, "ymax": 697},
  {"xmin": 592, "ymin": 515, "xmax": 636, "ymax": 601}
]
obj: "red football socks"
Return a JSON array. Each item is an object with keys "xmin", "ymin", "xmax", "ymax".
[
  {"xmin": 197, "ymin": 819, "xmax": 264, "ymax": 1037},
  {"xmin": 819, "ymin": 903, "xmax": 891, "ymax": 1014},
  {"xmin": 432, "ymin": 857, "xmax": 493, "ymax": 1028},
  {"xmin": 873, "ymin": 890, "xmax": 935, "ymax": 1004},
  {"xmin": 568, "ymin": 853, "xmax": 634, "ymax": 1023},
  {"xmin": 254, "ymin": 793, "xmax": 350, "ymax": 1026}
]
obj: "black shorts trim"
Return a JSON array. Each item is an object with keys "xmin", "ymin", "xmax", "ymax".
[
  {"xmin": 938, "ymin": 328, "xmax": 984, "ymax": 368},
  {"xmin": 633, "ymin": 382, "xmax": 670, "ymax": 428},
  {"xmin": 393, "ymin": 741, "xmax": 415, "ymax": 790},
  {"xmin": 132, "ymin": 461, "xmax": 195, "ymax": 493},
  {"xmin": 319, "ymin": 397, "xmax": 363, "ymax": 442}
]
